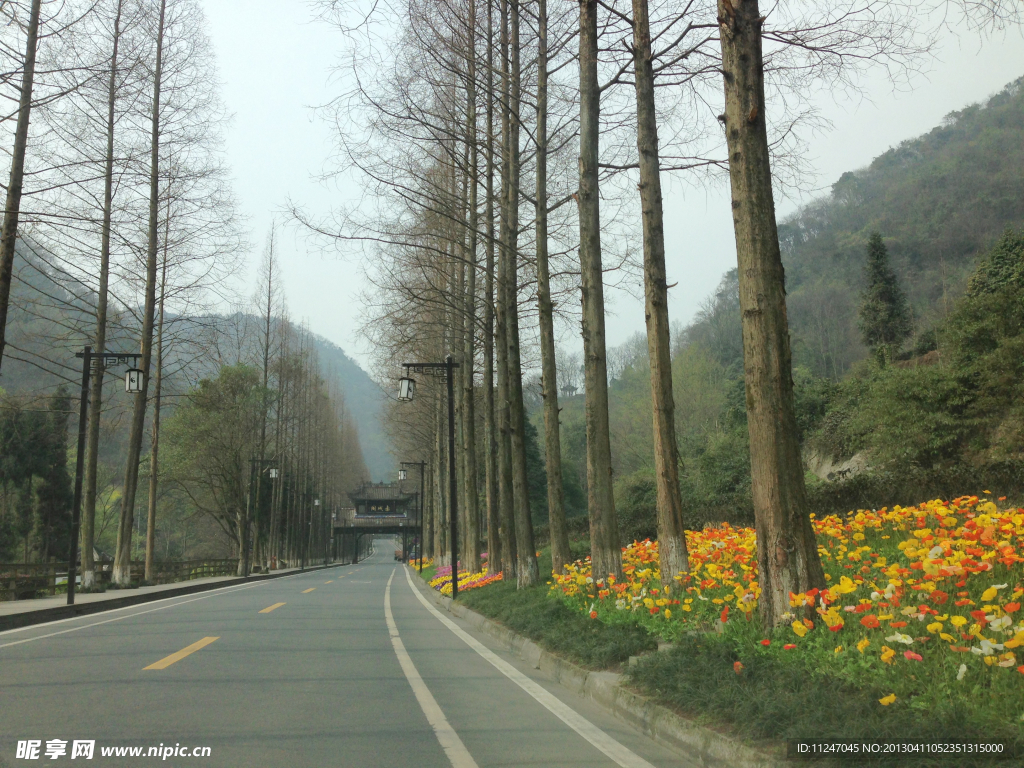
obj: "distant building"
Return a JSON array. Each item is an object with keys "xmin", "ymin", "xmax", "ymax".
[{"xmin": 348, "ymin": 482, "xmax": 415, "ymax": 518}]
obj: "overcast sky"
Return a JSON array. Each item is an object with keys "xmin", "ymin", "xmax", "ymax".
[{"xmin": 201, "ymin": 0, "xmax": 1024, "ymax": 373}]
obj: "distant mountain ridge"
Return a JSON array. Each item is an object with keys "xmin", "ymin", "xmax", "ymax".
[{"xmin": 773, "ymin": 75, "xmax": 1024, "ymax": 378}]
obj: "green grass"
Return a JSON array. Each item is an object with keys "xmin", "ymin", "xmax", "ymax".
[
  {"xmin": 449, "ymin": 545, "xmax": 655, "ymax": 669},
  {"xmin": 627, "ymin": 633, "xmax": 1024, "ymax": 767}
]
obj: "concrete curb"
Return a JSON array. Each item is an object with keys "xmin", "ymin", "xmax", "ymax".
[
  {"xmin": 408, "ymin": 568, "xmax": 788, "ymax": 768},
  {"xmin": 0, "ymin": 562, "xmax": 349, "ymax": 633}
]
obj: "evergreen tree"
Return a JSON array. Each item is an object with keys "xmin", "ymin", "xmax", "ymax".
[
  {"xmin": 858, "ymin": 233, "xmax": 912, "ymax": 364},
  {"xmin": 966, "ymin": 228, "xmax": 1024, "ymax": 297}
]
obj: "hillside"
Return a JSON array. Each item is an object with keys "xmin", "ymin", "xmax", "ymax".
[{"xmin": 778, "ymin": 75, "xmax": 1024, "ymax": 378}]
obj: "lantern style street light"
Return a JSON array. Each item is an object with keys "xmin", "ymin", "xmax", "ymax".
[
  {"xmin": 397, "ymin": 355, "xmax": 460, "ymax": 597},
  {"xmin": 398, "ymin": 468, "xmax": 408, "ymax": 481},
  {"xmin": 67, "ymin": 347, "xmax": 144, "ymax": 605},
  {"xmin": 398, "ymin": 376, "xmax": 415, "ymax": 401}
]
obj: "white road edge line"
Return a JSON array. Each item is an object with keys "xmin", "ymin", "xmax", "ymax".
[
  {"xmin": 0, "ymin": 569, "xmax": 320, "ymax": 646},
  {"xmin": 403, "ymin": 566, "xmax": 657, "ymax": 768},
  {"xmin": 385, "ymin": 569, "xmax": 479, "ymax": 768}
]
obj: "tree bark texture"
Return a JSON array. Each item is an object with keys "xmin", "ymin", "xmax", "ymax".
[
  {"xmin": 114, "ymin": 0, "xmax": 166, "ymax": 585},
  {"xmin": 145, "ymin": 235, "xmax": 169, "ymax": 582},
  {"xmin": 0, "ymin": 0, "xmax": 43, "ymax": 373},
  {"xmin": 496, "ymin": 0, "xmax": 517, "ymax": 582},
  {"xmin": 535, "ymin": 0, "xmax": 570, "ymax": 578},
  {"xmin": 717, "ymin": 0, "xmax": 825, "ymax": 627},
  {"xmin": 83, "ymin": 0, "xmax": 124, "ymax": 588},
  {"xmin": 505, "ymin": 0, "xmax": 538, "ymax": 588},
  {"xmin": 632, "ymin": 0, "xmax": 689, "ymax": 582},
  {"xmin": 578, "ymin": 0, "xmax": 622, "ymax": 582}
]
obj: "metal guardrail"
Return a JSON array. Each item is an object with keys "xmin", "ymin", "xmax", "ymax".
[{"xmin": 0, "ymin": 559, "xmax": 240, "ymax": 601}]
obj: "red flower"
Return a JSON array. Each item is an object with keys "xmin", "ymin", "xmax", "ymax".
[
  {"xmin": 890, "ymin": 621, "xmax": 908, "ymax": 629},
  {"xmin": 904, "ymin": 651, "xmax": 923, "ymax": 661},
  {"xmin": 955, "ymin": 599, "xmax": 972, "ymax": 607},
  {"xmin": 589, "ymin": 611, "xmax": 598, "ymax": 619},
  {"xmin": 720, "ymin": 606, "xmax": 729, "ymax": 624},
  {"xmin": 970, "ymin": 610, "xmax": 988, "ymax": 621},
  {"xmin": 760, "ymin": 639, "xmax": 771, "ymax": 646},
  {"xmin": 733, "ymin": 661, "xmax": 744, "ymax": 674},
  {"xmin": 783, "ymin": 644, "xmax": 797, "ymax": 650},
  {"xmin": 860, "ymin": 615, "xmax": 881, "ymax": 629},
  {"xmin": 1004, "ymin": 602, "xmax": 1020, "ymax": 614},
  {"xmin": 929, "ymin": 590, "xmax": 949, "ymax": 605},
  {"xmin": 829, "ymin": 624, "xmax": 843, "ymax": 633}
]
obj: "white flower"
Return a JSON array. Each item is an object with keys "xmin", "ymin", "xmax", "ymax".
[
  {"xmin": 957, "ymin": 663, "xmax": 968, "ymax": 681},
  {"xmin": 885, "ymin": 633, "xmax": 914, "ymax": 645},
  {"xmin": 871, "ymin": 592, "xmax": 882, "ymax": 601},
  {"xmin": 781, "ymin": 612, "xmax": 795, "ymax": 621},
  {"xmin": 928, "ymin": 546, "xmax": 944, "ymax": 559},
  {"xmin": 989, "ymin": 615, "xmax": 1013, "ymax": 631}
]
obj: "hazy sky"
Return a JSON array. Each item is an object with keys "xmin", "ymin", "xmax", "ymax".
[{"xmin": 202, "ymin": 0, "xmax": 1024, "ymax": 373}]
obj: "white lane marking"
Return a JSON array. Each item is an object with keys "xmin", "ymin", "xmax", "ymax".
[
  {"xmin": 403, "ymin": 567, "xmax": 657, "ymax": 768},
  {"xmin": 0, "ymin": 569, "xmax": 325, "ymax": 648},
  {"xmin": 385, "ymin": 569, "xmax": 478, "ymax": 768}
]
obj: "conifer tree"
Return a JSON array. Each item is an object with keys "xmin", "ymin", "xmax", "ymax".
[{"xmin": 858, "ymin": 232, "xmax": 912, "ymax": 364}]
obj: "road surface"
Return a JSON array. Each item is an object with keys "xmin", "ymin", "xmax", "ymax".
[{"xmin": 0, "ymin": 540, "xmax": 689, "ymax": 767}]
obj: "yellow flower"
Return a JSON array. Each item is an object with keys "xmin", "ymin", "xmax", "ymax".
[
  {"xmin": 926, "ymin": 622, "xmax": 943, "ymax": 634},
  {"xmin": 939, "ymin": 633, "xmax": 955, "ymax": 642},
  {"xmin": 792, "ymin": 621, "xmax": 808, "ymax": 638},
  {"xmin": 982, "ymin": 587, "xmax": 999, "ymax": 602},
  {"xmin": 835, "ymin": 646, "xmax": 843, "ymax": 654},
  {"xmin": 857, "ymin": 638, "xmax": 871, "ymax": 654},
  {"xmin": 664, "ymin": 608, "xmax": 672, "ymax": 619},
  {"xmin": 881, "ymin": 646, "xmax": 896, "ymax": 664},
  {"xmin": 879, "ymin": 694, "xmax": 897, "ymax": 706},
  {"xmin": 950, "ymin": 615, "xmax": 968, "ymax": 628}
]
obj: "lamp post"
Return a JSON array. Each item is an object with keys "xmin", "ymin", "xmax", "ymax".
[
  {"xmin": 401, "ymin": 460, "xmax": 427, "ymax": 574},
  {"xmin": 67, "ymin": 347, "xmax": 143, "ymax": 605},
  {"xmin": 398, "ymin": 355, "xmax": 459, "ymax": 597}
]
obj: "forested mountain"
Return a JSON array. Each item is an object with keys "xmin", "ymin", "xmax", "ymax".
[
  {"xmin": 779, "ymin": 75, "xmax": 1024, "ymax": 378},
  {"xmin": 537, "ymin": 74, "xmax": 1024, "ymax": 542}
]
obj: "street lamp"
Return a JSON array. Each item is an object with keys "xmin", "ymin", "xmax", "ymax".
[
  {"xmin": 67, "ymin": 347, "xmax": 143, "ymax": 605},
  {"xmin": 397, "ymin": 356, "xmax": 459, "ymax": 597},
  {"xmin": 398, "ymin": 468, "xmax": 408, "ymax": 481},
  {"xmin": 398, "ymin": 376, "xmax": 415, "ymax": 401},
  {"xmin": 246, "ymin": 458, "xmax": 278, "ymax": 576}
]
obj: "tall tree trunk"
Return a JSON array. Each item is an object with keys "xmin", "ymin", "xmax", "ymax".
[
  {"xmin": 717, "ymin": 0, "xmax": 825, "ymax": 627},
  {"xmin": 462, "ymin": 0, "xmax": 480, "ymax": 574},
  {"xmin": 435, "ymin": 390, "xmax": 448, "ymax": 565},
  {"xmin": 113, "ymin": 0, "xmax": 166, "ymax": 586},
  {"xmin": 535, "ymin": 0, "xmax": 569, "ymax": 577},
  {"xmin": 83, "ymin": 0, "xmax": 125, "ymax": 589},
  {"xmin": 505, "ymin": 0, "xmax": 538, "ymax": 588},
  {"xmin": 145, "ymin": 216, "xmax": 170, "ymax": 582},
  {"xmin": 483, "ymin": 0, "xmax": 501, "ymax": 576},
  {"xmin": 496, "ymin": 0, "xmax": 517, "ymax": 581},
  {"xmin": 632, "ymin": 0, "xmax": 689, "ymax": 583},
  {"xmin": 578, "ymin": 0, "xmax": 622, "ymax": 582},
  {"xmin": 0, "ymin": 0, "xmax": 42, "ymax": 374}
]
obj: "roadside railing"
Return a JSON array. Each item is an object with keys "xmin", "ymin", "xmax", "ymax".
[{"xmin": 0, "ymin": 559, "xmax": 241, "ymax": 602}]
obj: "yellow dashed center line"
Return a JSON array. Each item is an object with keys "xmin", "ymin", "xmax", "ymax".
[
  {"xmin": 302, "ymin": 588, "xmax": 316, "ymax": 594},
  {"xmin": 259, "ymin": 602, "xmax": 286, "ymax": 614},
  {"xmin": 144, "ymin": 637, "xmax": 219, "ymax": 670},
  {"xmin": 325, "ymin": 580, "xmax": 334, "ymax": 584}
]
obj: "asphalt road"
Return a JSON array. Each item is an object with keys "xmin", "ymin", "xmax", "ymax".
[{"xmin": 0, "ymin": 540, "xmax": 690, "ymax": 768}]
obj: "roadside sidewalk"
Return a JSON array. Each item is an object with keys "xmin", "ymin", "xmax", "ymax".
[{"xmin": 0, "ymin": 563, "xmax": 344, "ymax": 632}]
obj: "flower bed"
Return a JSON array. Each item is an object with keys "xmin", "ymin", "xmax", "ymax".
[
  {"xmin": 552, "ymin": 495, "xmax": 1024, "ymax": 716},
  {"xmin": 428, "ymin": 563, "xmax": 502, "ymax": 596}
]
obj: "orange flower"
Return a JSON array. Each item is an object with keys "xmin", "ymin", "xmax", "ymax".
[
  {"xmin": 1005, "ymin": 602, "xmax": 1020, "ymax": 614},
  {"xmin": 783, "ymin": 644, "xmax": 797, "ymax": 650},
  {"xmin": 860, "ymin": 615, "xmax": 881, "ymax": 629},
  {"xmin": 589, "ymin": 611, "xmax": 598, "ymax": 619},
  {"xmin": 760, "ymin": 639, "xmax": 771, "ymax": 646},
  {"xmin": 733, "ymin": 661, "xmax": 744, "ymax": 674},
  {"xmin": 720, "ymin": 606, "xmax": 729, "ymax": 624},
  {"xmin": 890, "ymin": 621, "xmax": 908, "ymax": 628}
]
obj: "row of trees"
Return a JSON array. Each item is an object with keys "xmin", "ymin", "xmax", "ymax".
[
  {"xmin": 303, "ymin": 0, "xmax": 996, "ymax": 624},
  {"xmin": 0, "ymin": 2, "xmax": 371, "ymax": 582}
]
